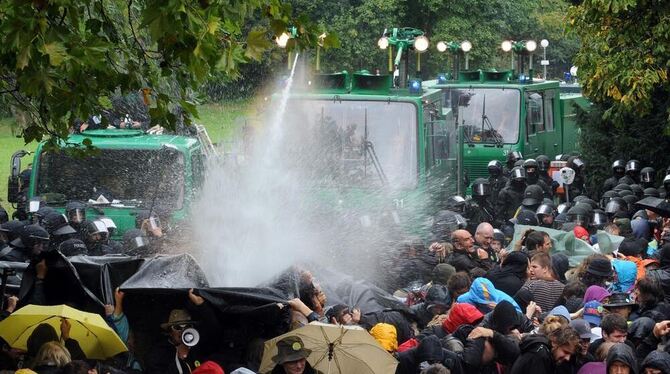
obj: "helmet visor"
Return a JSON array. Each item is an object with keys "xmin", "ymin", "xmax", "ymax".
[
  {"xmin": 68, "ymin": 209, "xmax": 86, "ymax": 224},
  {"xmin": 472, "ymin": 184, "xmax": 490, "ymax": 196}
]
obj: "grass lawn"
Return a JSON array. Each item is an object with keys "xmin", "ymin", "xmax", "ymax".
[{"xmin": 0, "ymin": 100, "xmax": 253, "ymax": 215}]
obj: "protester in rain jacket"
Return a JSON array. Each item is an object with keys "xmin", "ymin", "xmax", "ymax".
[
  {"xmin": 457, "ymin": 277, "xmax": 521, "ymax": 313},
  {"xmin": 485, "ymin": 251, "xmax": 529, "ymax": 297},
  {"xmin": 395, "ymin": 335, "xmax": 464, "ymax": 374},
  {"xmin": 605, "ymin": 343, "xmax": 638, "ymax": 374},
  {"xmin": 509, "ymin": 326, "xmax": 580, "ymax": 374},
  {"xmin": 640, "ymin": 351, "xmax": 670, "ymax": 374}
]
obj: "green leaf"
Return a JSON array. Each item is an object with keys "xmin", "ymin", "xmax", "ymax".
[
  {"xmin": 39, "ymin": 41, "xmax": 69, "ymax": 66},
  {"xmin": 16, "ymin": 47, "xmax": 32, "ymax": 70},
  {"xmin": 98, "ymin": 96, "xmax": 113, "ymax": 109},
  {"xmin": 245, "ymin": 28, "xmax": 271, "ymax": 60}
]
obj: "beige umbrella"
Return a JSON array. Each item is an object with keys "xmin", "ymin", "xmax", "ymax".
[{"xmin": 259, "ymin": 322, "xmax": 398, "ymax": 374}]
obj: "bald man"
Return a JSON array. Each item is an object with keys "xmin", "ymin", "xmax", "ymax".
[
  {"xmin": 475, "ymin": 223, "xmax": 499, "ymax": 263},
  {"xmin": 448, "ymin": 229, "xmax": 493, "ymax": 275}
]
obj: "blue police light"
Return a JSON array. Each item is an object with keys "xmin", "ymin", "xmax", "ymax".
[
  {"xmin": 437, "ymin": 73, "xmax": 448, "ymax": 84},
  {"xmin": 408, "ymin": 78, "xmax": 422, "ymax": 94}
]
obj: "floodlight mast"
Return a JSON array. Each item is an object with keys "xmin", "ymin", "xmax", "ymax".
[{"xmin": 377, "ymin": 27, "xmax": 428, "ymax": 88}]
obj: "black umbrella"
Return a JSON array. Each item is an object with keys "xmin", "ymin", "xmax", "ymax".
[{"xmin": 635, "ymin": 197, "xmax": 670, "ymax": 217}]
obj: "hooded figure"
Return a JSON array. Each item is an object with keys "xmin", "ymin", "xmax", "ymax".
[
  {"xmin": 395, "ymin": 335, "xmax": 464, "ymax": 374},
  {"xmin": 551, "ymin": 254, "xmax": 569, "ymax": 284},
  {"xmin": 485, "ymin": 251, "xmax": 529, "ymax": 297},
  {"xmin": 457, "ymin": 277, "xmax": 521, "ymax": 313},
  {"xmin": 605, "ymin": 343, "xmax": 638, "ymax": 374},
  {"xmin": 641, "ymin": 351, "xmax": 670, "ymax": 374},
  {"xmin": 441, "ymin": 303, "xmax": 484, "ymax": 333},
  {"xmin": 509, "ymin": 335, "xmax": 554, "ymax": 374},
  {"xmin": 610, "ymin": 259, "xmax": 637, "ymax": 292}
]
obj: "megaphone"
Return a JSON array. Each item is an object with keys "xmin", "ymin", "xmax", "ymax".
[
  {"xmin": 181, "ymin": 328, "xmax": 200, "ymax": 347},
  {"xmin": 559, "ymin": 167, "xmax": 576, "ymax": 185}
]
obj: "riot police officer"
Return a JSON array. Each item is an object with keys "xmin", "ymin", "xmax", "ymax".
[
  {"xmin": 536, "ymin": 155, "xmax": 553, "ymax": 187},
  {"xmin": 503, "ymin": 151, "xmax": 523, "ymax": 178},
  {"xmin": 487, "ymin": 160, "xmax": 508, "ymax": 210},
  {"xmin": 566, "ymin": 156, "xmax": 587, "ymax": 198},
  {"xmin": 619, "ymin": 160, "xmax": 641, "ymax": 185},
  {"xmin": 464, "ymin": 178, "xmax": 495, "ymax": 233},
  {"xmin": 603, "ymin": 159, "xmax": 625, "ymax": 192},
  {"xmin": 524, "ymin": 159, "xmax": 552, "ymax": 197},
  {"xmin": 536, "ymin": 201, "xmax": 556, "ymax": 228},
  {"xmin": 640, "ymin": 167, "xmax": 656, "ymax": 189},
  {"xmin": 495, "ymin": 166, "xmax": 526, "ymax": 227}
]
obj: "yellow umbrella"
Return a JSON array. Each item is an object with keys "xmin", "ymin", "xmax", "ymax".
[
  {"xmin": 0, "ymin": 304, "xmax": 127, "ymax": 360},
  {"xmin": 259, "ymin": 322, "xmax": 398, "ymax": 374}
]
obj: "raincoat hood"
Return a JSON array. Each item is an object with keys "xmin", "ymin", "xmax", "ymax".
[
  {"xmin": 441, "ymin": 303, "xmax": 484, "ymax": 333},
  {"xmin": 641, "ymin": 351, "xmax": 670, "ymax": 373},
  {"xmin": 611, "ymin": 259, "xmax": 637, "ymax": 292},
  {"xmin": 606, "ymin": 343, "xmax": 638, "ymax": 374},
  {"xmin": 518, "ymin": 334, "xmax": 550, "ymax": 354},
  {"xmin": 432, "ymin": 264, "xmax": 456, "ymax": 285},
  {"xmin": 369, "ymin": 323, "xmax": 398, "ymax": 352},
  {"xmin": 490, "ymin": 300, "xmax": 520, "ymax": 333},
  {"xmin": 456, "ymin": 277, "xmax": 521, "ymax": 313},
  {"xmin": 583, "ymin": 285, "xmax": 610, "ymax": 303},
  {"xmin": 500, "ymin": 251, "xmax": 529, "ymax": 278}
]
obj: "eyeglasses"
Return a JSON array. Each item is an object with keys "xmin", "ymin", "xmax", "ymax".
[{"xmin": 170, "ymin": 323, "xmax": 193, "ymax": 332}]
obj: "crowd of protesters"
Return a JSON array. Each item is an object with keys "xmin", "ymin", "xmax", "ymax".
[{"xmin": 1, "ymin": 153, "xmax": 670, "ymax": 374}]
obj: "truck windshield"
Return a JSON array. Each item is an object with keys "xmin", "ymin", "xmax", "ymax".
[
  {"xmin": 36, "ymin": 149, "xmax": 185, "ymax": 209},
  {"xmin": 443, "ymin": 88, "xmax": 520, "ymax": 144},
  {"xmin": 282, "ymin": 99, "xmax": 418, "ymax": 189}
]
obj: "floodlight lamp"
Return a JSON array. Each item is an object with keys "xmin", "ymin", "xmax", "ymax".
[
  {"xmin": 570, "ymin": 66, "xmax": 578, "ymax": 76},
  {"xmin": 414, "ymin": 35, "xmax": 429, "ymax": 52},
  {"xmin": 378, "ymin": 36, "xmax": 389, "ymax": 50},
  {"xmin": 276, "ymin": 32, "xmax": 290, "ymax": 48},
  {"xmin": 436, "ymin": 41, "xmax": 447, "ymax": 53},
  {"xmin": 526, "ymin": 40, "xmax": 537, "ymax": 52},
  {"xmin": 540, "ymin": 39, "xmax": 549, "ymax": 48},
  {"xmin": 461, "ymin": 40, "xmax": 472, "ymax": 53},
  {"xmin": 501, "ymin": 40, "xmax": 512, "ymax": 52}
]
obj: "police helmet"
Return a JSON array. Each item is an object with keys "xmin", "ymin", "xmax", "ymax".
[
  {"xmin": 629, "ymin": 184, "xmax": 644, "ymax": 199},
  {"xmin": 446, "ymin": 195, "xmax": 467, "ymax": 213},
  {"xmin": 618, "ymin": 190, "xmax": 634, "ymax": 198},
  {"xmin": 487, "ymin": 160, "xmax": 503, "ymax": 176},
  {"xmin": 536, "ymin": 155, "xmax": 550, "ymax": 172},
  {"xmin": 644, "ymin": 187, "xmax": 660, "ymax": 198},
  {"xmin": 605, "ymin": 197, "xmax": 627, "ymax": 216},
  {"xmin": 622, "ymin": 195, "xmax": 638, "ymax": 210},
  {"xmin": 506, "ymin": 151, "xmax": 523, "ymax": 164},
  {"xmin": 592, "ymin": 209, "xmax": 608, "ymax": 229},
  {"xmin": 523, "ymin": 159, "xmax": 539, "ymax": 174},
  {"xmin": 613, "ymin": 184, "xmax": 632, "ymax": 192},
  {"xmin": 600, "ymin": 190, "xmax": 618, "ymax": 209},
  {"xmin": 557, "ymin": 202, "xmax": 571, "ymax": 214},
  {"xmin": 640, "ymin": 167, "xmax": 655, "ymax": 183},
  {"xmin": 123, "ymin": 229, "xmax": 150, "ymax": 255},
  {"xmin": 522, "ymin": 185, "xmax": 544, "ymax": 207},
  {"xmin": 10, "ymin": 224, "xmax": 50, "ymax": 250},
  {"xmin": 510, "ymin": 166, "xmax": 526, "ymax": 182},
  {"xmin": 625, "ymin": 160, "xmax": 641, "ymax": 174},
  {"xmin": 612, "ymin": 160, "xmax": 626, "ymax": 173},
  {"xmin": 85, "ymin": 220, "xmax": 109, "ymax": 242},
  {"xmin": 536, "ymin": 203, "xmax": 555, "ymax": 217},
  {"xmin": 567, "ymin": 205, "xmax": 591, "ymax": 226},
  {"xmin": 471, "ymin": 178, "xmax": 490, "ymax": 197},
  {"xmin": 34, "ymin": 206, "xmax": 56, "ymax": 225},
  {"xmin": 664, "ymin": 174, "xmax": 670, "ymax": 189},
  {"xmin": 567, "ymin": 156, "xmax": 585, "ymax": 171},
  {"xmin": 43, "ymin": 212, "xmax": 76, "ymax": 236},
  {"xmin": 65, "ymin": 200, "xmax": 87, "ymax": 224},
  {"xmin": 98, "ymin": 216, "xmax": 118, "ymax": 236}
]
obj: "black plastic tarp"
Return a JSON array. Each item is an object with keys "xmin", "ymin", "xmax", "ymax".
[{"xmin": 68, "ymin": 255, "xmax": 144, "ymax": 304}]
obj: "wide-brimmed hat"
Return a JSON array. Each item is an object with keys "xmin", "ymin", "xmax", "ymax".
[
  {"xmin": 160, "ymin": 309, "xmax": 195, "ymax": 330},
  {"xmin": 603, "ymin": 292, "xmax": 638, "ymax": 310},
  {"xmin": 271, "ymin": 336, "xmax": 311, "ymax": 365}
]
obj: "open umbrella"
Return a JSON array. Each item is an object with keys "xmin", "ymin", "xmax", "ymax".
[
  {"xmin": 0, "ymin": 304, "xmax": 127, "ymax": 360},
  {"xmin": 636, "ymin": 197, "xmax": 670, "ymax": 217},
  {"xmin": 259, "ymin": 322, "xmax": 398, "ymax": 374}
]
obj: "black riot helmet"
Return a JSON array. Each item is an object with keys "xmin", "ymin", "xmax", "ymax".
[
  {"xmin": 431, "ymin": 210, "xmax": 467, "ymax": 241},
  {"xmin": 536, "ymin": 155, "xmax": 550, "ymax": 172},
  {"xmin": 592, "ymin": 209, "xmax": 608, "ymax": 229},
  {"xmin": 446, "ymin": 195, "xmax": 467, "ymax": 213},
  {"xmin": 65, "ymin": 200, "xmax": 87, "ymax": 225},
  {"xmin": 471, "ymin": 178, "xmax": 490, "ymax": 197},
  {"xmin": 556, "ymin": 202, "xmax": 571, "ymax": 215},
  {"xmin": 510, "ymin": 166, "xmax": 526, "ymax": 182},
  {"xmin": 34, "ymin": 206, "xmax": 56, "ymax": 226},
  {"xmin": 487, "ymin": 160, "xmax": 503, "ymax": 177},
  {"xmin": 622, "ymin": 195, "xmax": 638, "ymax": 212},
  {"xmin": 600, "ymin": 190, "xmax": 618, "ymax": 209},
  {"xmin": 612, "ymin": 160, "xmax": 626, "ymax": 177},
  {"xmin": 567, "ymin": 205, "xmax": 591, "ymax": 227},
  {"xmin": 506, "ymin": 151, "xmax": 523, "ymax": 166},
  {"xmin": 629, "ymin": 184, "xmax": 644, "ymax": 199},
  {"xmin": 644, "ymin": 187, "xmax": 660, "ymax": 198},
  {"xmin": 625, "ymin": 160, "xmax": 641, "ymax": 175},
  {"xmin": 523, "ymin": 159, "xmax": 539, "ymax": 177},
  {"xmin": 605, "ymin": 197, "xmax": 627, "ymax": 217},
  {"xmin": 618, "ymin": 190, "xmax": 634, "ymax": 198},
  {"xmin": 84, "ymin": 220, "xmax": 109, "ymax": 243},
  {"xmin": 10, "ymin": 224, "xmax": 50, "ymax": 256},
  {"xmin": 614, "ymin": 183, "xmax": 632, "ymax": 192},
  {"xmin": 640, "ymin": 167, "xmax": 655, "ymax": 183},
  {"xmin": 567, "ymin": 156, "xmax": 585, "ymax": 173},
  {"xmin": 536, "ymin": 203, "xmax": 555, "ymax": 218}
]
